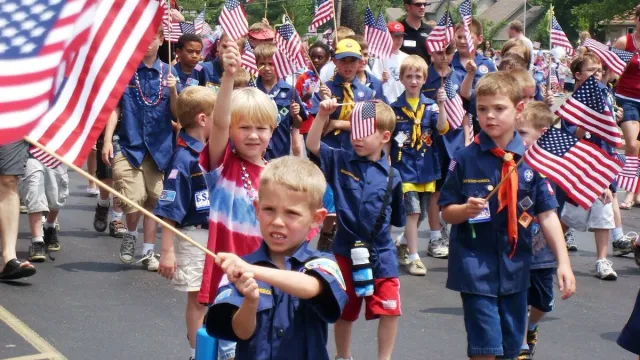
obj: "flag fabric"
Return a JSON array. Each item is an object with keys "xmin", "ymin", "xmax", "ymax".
[
  {"xmin": 241, "ymin": 42, "xmax": 258, "ymax": 76},
  {"xmin": 523, "ymin": 127, "xmax": 623, "ymax": 209},
  {"xmin": 615, "ymin": 154, "xmax": 640, "ymax": 193},
  {"xmin": 309, "ymin": 0, "xmax": 334, "ymax": 31},
  {"xmin": 550, "ymin": 16, "xmax": 574, "ymax": 55},
  {"xmin": 583, "ymin": 38, "xmax": 627, "ymax": 76},
  {"xmin": 219, "ymin": 0, "xmax": 248, "ymax": 41},
  {"xmin": 606, "ymin": 39, "xmax": 612, "ymax": 46},
  {"xmin": 194, "ymin": 11, "xmax": 205, "ymax": 35},
  {"xmin": 459, "ymin": 0, "xmax": 475, "ymax": 54},
  {"xmin": 555, "ymin": 75, "xmax": 622, "ymax": 147},
  {"xmin": 549, "ymin": 67, "xmax": 558, "ymax": 88},
  {"xmin": 201, "ymin": 22, "xmax": 213, "ymax": 37},
  {"xmin": 610, "ymin": 46, "xmax": 634, "ymax": 67},
  {"xmin": 443, "ymin": 77, "xmax": 464, "ymax": 129},
  {"xmin": 351, "ymin": 102, "xmax": 377, "ymax": 140},
  {"xmin": 273, "ymin": 49, "xmax": 296, "ymax": 79},
  {"xmin": 275, "ymin": 22, "xmax": 305, "ymax": 70},
  {"xmin": 364, "ymin": 9, "xmax": 393, "ymax": 59},
  {"xmin": 28, "ymin": 0, "xmax": 164, "ymax": 168},
  {"xmin": 322, "ymin": 28, "xmax": 334, "ymax": 49},
  {"xmin": 0, "ymin": 0, "xmax": 99, "ymax": 145},
  {"xmin": 164, "ymin": 22, "xmax": 196, "ymax": 42},
  {"xmin": 426, "ymin": 10, "xmax": 455, "ymax": 54}
]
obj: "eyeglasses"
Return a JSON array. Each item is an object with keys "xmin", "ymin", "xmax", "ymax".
[
  {"xmin": 411, "ymin": 2, "xmax": 428, "ymax": 7},
  {"xmin": 582, "ymin": 67, "xmax": 603, "ymax": 73}
]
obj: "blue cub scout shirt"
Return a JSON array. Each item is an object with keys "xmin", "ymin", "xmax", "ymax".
[
  {"xmin": 390, "ymin": 93, "xmax": 443, "ymax": 184},
  {"xmin": 206, "ymin": 241, "xmax": 348, "ymax": 360},
  {"xmin": 153, "ymin": 131, "xmax": 209, "ymax": 228},
  {"xmin": 438, "ymin": 131, "xmax": 558, "ymax": 296},
  {"xmin": 451, "ymin": 53, "xmax": 497, "ymax": 88},
  {"xmin": 175, "ymin": 62, "xmax": 211, "ymax": 88},
  {"xmin": 200, "ymin": 57, "xmax": 224, "ymax": 92},
  {"xmin": 309, "ymin": 74, "xmax": 375, "ymax": 150},
  {"xmin": 312, "ymin": 144, "xmax": 406, "ymax": 278},
  {"xmin": 256, "ymin": 78, "xmax": 308, "ymax": 160},
  {"xmin": 361, "ymin": 72, "xmax": 389, "ymax": 104},
  {"xmin": 119, "ymin": 58, "xmax": 182, "ymax": 171}
]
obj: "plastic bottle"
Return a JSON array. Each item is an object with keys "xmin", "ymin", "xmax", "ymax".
[
  {"xmin": 195, "ymin": 326, "xmax": 217, "ymax": 360},
  {"xmin": 351, "ymin": 241, "xmax": 374, "ymax": 297}
]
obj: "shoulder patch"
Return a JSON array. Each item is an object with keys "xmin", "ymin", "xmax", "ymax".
[
  {"xmin": 194, "ymin": 190, "xmax": 210, "ymax": 210},
  {"xmin": 478, "ymin": 65, "xmax": 489, "ymax": 74},
  {"xmin": 168, "ymin": 169, "xmax": 179, "ymax": 179},
  {"xmin": 214, "ymin": 288, "xmax": 232, "ymax": 303},
  {"xmin": 159, "ymin": 190, "xmax": 176, "ymax": 202},
  {"xmin": 448, "ymin": 159, "xmax": 457, "ymax": 172},
  {"xmin": 304, "ymin": 258, "xmax": 346, "ymax": 290},
  {"xmin": 194, "ymin": 63, "xmax": 203, "ymax": 71}
]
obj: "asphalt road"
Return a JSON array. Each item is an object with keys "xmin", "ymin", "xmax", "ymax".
[{"xmin": 1, "ymin": 167, "xmax": 639, "ymax": 360}]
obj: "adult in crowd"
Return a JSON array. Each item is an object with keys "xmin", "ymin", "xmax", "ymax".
[
  {"xmin": 481, "ymin": 39, "xmax": 492, "ymax": 53},
  {"xmin": 0, "ymin": 142, "xmax": 35, "ymax": 280},
  {"xmin": 614, "ymin": 5, "xmax": 640, "ymax": 209},
  {"xmin": 576, "ymin": 31, "xmax": 591, "ymax": 56},
  {"xmin": 507, "ymin": 20, "xmax": 534, "ymax": 68},
  {"xmin": 401, "ymin": 0, "xmax": 433, "ymax": 64}
]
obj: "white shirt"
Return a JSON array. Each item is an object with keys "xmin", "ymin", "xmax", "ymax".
[
  {"xmin": 519, "ymin": 34, "xmax": 535, "ymax": 69},
  {"xmin": 370, "ymin": 51, "xmax": 409, "ymax": 104}
]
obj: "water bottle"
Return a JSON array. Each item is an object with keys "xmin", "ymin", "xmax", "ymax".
[
  {"xmin": 112, "ymin": 135, "xmax": 121, "ymax": 157},
  {"xmin": 351, "ymin": 241, "xmax": 374, "ymax": 297},
  {"xmin": 195, "ymin": 326, "xmax": 217, "ymax": 360}
]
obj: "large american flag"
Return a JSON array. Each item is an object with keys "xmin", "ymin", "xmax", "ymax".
[
  {"xmin": 241, "ymin": 42, "xmax": 258, "ymax": 76},
  {"xmin": 364, "ymin": 9, "xmax": 393, "ymax": 59},
  {"xmin": 555, "ymin": 75, "xmax": 622, "ymax": 148},
  {"xmin": 443, "ymin": 77, "xmax": 464, "ymax": 129},
  {"xmin": 273, "ymin": 49, "xmax": 296, "ymax": 79},
  {"xmin": 550, "ymin": 16, "xmax": 574, "ymax": 56},
  {"xmin": 27, "ymin": 0, "xmax": 163, "ymax": 168},
  {"xmin": 426, "ymin": 10, "xmax": 454, "ymax": 54},
  {"xmin": 583, "ymin": 38, "xmax": 627, "ymax": 76},
  {"xmin": 459, "ymin": 0, "xmax": 474, "ymax": 54},
  {"xmin": 219, "ymin": 0, "xmax": 247, "ymax": 41},
  {"xmin": 523, "ymin": 127, "xmax": 623, "ymax": 209},
  {"xmin": 615, "ymin": 154, "xmax": 640, "ymax": 193},
  {"xmin": 164, "ymin": 22, "xmax": 197, "ymax": 43},
  {"xmin": 610, "ymin": 46, "xmax": 634, "ymax": 68},
  {"xmin": 0, "ymin": 0, "xmax": 99, "ymax": 145},
  {"xmin": 351, "ymin": 102, "xmax": 377, "ymax": 140},
  {"xmin": 194, "ymin": 10, "xmax": 205, "ymax": 35},
  {"xmin": 275, "ymin": 22, "xmax": 305, "ymax": 70},
  {"xmin": 309, "ymin": 0, "xmax": 334, "ymax": 31}
]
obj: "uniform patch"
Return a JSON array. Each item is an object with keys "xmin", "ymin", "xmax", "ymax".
[
  {"xmin": 546, "ymin": 181, "xmax": 555, "ymax": 195},
  {"xmin": 280, "ymin": 92, "xmax": 287, "ymax": 98},
  {"xmin": 453, "ymin": 84, "xmax": 459, "ymax": 91},
  {"xmin": 448, "ymin": 159, "xmax": 457, "ymax": 172},
  {"xmin": 519, "ymin": 196, "xmax": 533, "ymax": 211},
  {"xmin": 304, "ymin": 258, "xmax": 346, "ymax": 290},
  {"xmin": 463, "ymin": 178, "xmax": 490, "ymax": 184},
  {"xmin": 194, "ymin": 190, "xmax": 210, "ymax": 210},
  {"xmin": 478, "ymin": 65, "xmax": 489, "ymax": 74},
  {"xmin": 186, "ymin": 78, "xmax": 199, "ymax": 87},
  {"xmin": 394, "ymin": 132, "xmax": 409, "ymax": 146},
  {"xmin": 357, "ymin": 91, "xmax": 365, "ymax": 98},
  {"xmin": 159, "ymin": 190, "xmax": 176, "ymax": 202},
  {"xmin": 279, "ymin": 107, "xmax": 289, "ymax": 117},
  {"xmin": 518, "ymin": 212, "xmax": 533, "ymax": 228},
  {"xmin": 428, "ymin": 104, "xmax": 438, "ymax": 112},
  {"xmin": 258, "ymin": 288, "xmax": 272, "ymax": 295},
  {"xmin": 168, "ymin": 169, "xmax": 179, "ymax": 179},
  {"xmin": 194, "ymin": 63, "xmax": 203, "ymax": 71},
  {"xmin": 214, "ymin": 289, "xmax": 232, "ymax": 303},
  {"xmin": 524, "ymin": 169, "xmax": 534, "ymax": 182}
]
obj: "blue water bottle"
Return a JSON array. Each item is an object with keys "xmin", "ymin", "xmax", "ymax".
[
  {"xmin": 351, "ymin": 241, "xmax": 374, "ymax": 297},
  {"xmin": 195, "ymin": 326, "xmax": 217, "ymax": 360}
]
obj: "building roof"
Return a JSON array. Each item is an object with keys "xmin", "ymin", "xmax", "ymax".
[
  {"xmin": 599, "ymin": 14, "xmax": 635, "ymax": 26},
  {"xmin": 491, "ymin": 5, "xmax": 545, "ymax": 41},
  {"xmin": 386, "ymin": 7, "xmax": 405, "ymax": 21},
  {"xmin": 478, "ymin": 0, "xmax": 524, "ymax": 24}
]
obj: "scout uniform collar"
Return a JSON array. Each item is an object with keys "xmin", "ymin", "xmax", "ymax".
[
  {"xmin": 177, "ymin": 130, "xmax": 205, "ymax": 154},
  {"xmin": 244, "ymin": 240, "xmax": 317, "ymax": 265}
]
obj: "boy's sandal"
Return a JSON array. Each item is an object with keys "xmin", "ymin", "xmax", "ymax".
[
  {"xmin": 0, "ymin": 259, "xmax": 36, "ymax": 280},
  {"xmin": 619, "ymin": 201, "xmax": 634, "ymax": 210}
]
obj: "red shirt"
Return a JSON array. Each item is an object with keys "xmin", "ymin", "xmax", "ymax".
[
  {"xmin": 295, "ymin": 70, "xmax": 320, "ymax": 134},
  {"xmin": 615, "ymin": 33, "xmax": 640, "ymax": 101}
]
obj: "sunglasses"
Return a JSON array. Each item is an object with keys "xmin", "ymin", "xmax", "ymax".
[{"xmin": 411, "ymin": 2, "xmax": 428, "ymax": 7}]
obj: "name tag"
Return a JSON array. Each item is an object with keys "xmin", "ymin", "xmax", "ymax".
[
  {"xmin": 404, "ymin": 40, "xmax": 417, "ymax": 47},
  {"xmin": 469, "ymin": 203, "xmax": 491, "ymax": 224},
  {"xmin": 194, "ymin": 190, "xmax": 209, "ymax": 210}
]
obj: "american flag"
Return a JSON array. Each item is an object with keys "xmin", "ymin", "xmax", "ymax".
[
  {"xmin": 309, "ymin": 0, "xmax": 334, "ymax": 31},
  {"xmin": 443, "ymin": 77, "xmax": 464, "ymax": 129},
  {"xmin": 426, "ymin": 10, "xmax": 454, "ymax": 54},
  {"xmin": 241, "ymin": 42, "xmax": 258, "ymax": 76},
  {"xmin": 610, "ymin": 46, "xmax": 634, "ymax": 67},
  {"xmin": 615, "ymin": 154, "xmax": 640, "ymax": 193},
  {"xmin": 165, "ymin": 22, "xmax": 196, "ymax": 43},
  {"xmin": 201, "ymin": 22, "xmax": 213, "ymax": 37},
  {"xmin": 555, "ymin": 75, "xmax": 622, "ymax": 148},
  {"xmin": 162, "ymin": 0, "xmax": 180, "ymax": 41},
  {"xmin": 459, "ymin": 0, "xmax": 474, "ymax": 54},
  {"xmin": 275, "ymin": 22, "xmax": 306, "ymax": 70},
  {"xmin": 273, "ymin": 49, "xmax": 296, "ymax": 79},
  {"xmin": 322, "ymin": 28, "xmax": 334, "ymax": 49},
  {"xmin": 351, "ymin": 102, "xmax": 377, "ymax": 140},
  {"xmin": 523, "ymin": 127, "xmax": 623, "ymax": 209},
  {"xmin": 364, "ymin": 9, "xmax": 393, "ymax": 59},
  {"xmin": 219, "ymin": 0, "xmax": 248, "ymax": 41},
  {"xmin": 28, "ymin": 0, "xmax": 163, "ymax": 168},
  {"xmin": 550, "ymin": 16, "xmax": 574, "ymax": 56},
  {"xmin": 549, "ymin": 67, "xmax": 558, "ymax": 88},
  {"xmin": 583, "ymin": 38, "xmax": 627, "ymax": 76},
  {"xmin": 0, "ymin": 0, "xmax": 99, "ymax": 145},
  {"xmin": 194, "ymin": 11, "xmax": 205, "ymax": 35}
]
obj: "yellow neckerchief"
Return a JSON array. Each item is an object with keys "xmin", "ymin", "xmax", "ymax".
[
  {"xmin": 335, "ymin": 82, "xmax": 355, "ymax": 135},
  {"xmin": 401, "ymin": 99, "xmax": 426, "ymax": 150}
]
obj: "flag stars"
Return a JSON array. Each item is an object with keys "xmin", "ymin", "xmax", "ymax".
[
  {"xmin": 21, "ymin": 0, "xmax": 37, "ymax": 5},
  {"xmin": 12, "ymin": 11, "xmax": 28, "ymax": 22},
  {"xmin": 20, "ymin": 42, "xmax": 36, "ymax": 53},
  {"xmin": 31, "ymin": 3, "xmax": 46, "ymax": 14},
  {"xmin": 0, "ymin": 42, "xmax": 8, "ymax": 54},
  {"xmin": 48, "ymin": 0, "xmax": 61, "ymax": 5},
  {"xmin": 0, "ymin": 18, "xmax": 8, "ymax": 28},
  {"xmin": 11, "ymin": 35, "xmax": 27, "ymax": 47},
  {"xmin": 2, "ymin": 2, "xmax": 18, "ymax": 12},
  {"xmin": 40, "ymin": 10, "xmax": 55, "ymax": 20},
  {"xmin": 21, "ymin": 19, "xmax": 36, "ymax": 30},
  {"xmin": 2, "ymin": 26, "xmax": 17, "ymax": 37},
  {"xmin": 30, "ymin": 26, "xmax": 45, "ymax": 37}
]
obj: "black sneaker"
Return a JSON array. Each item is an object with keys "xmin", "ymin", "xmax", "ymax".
[
  {"xmin": 44, "ymin": 227, "xmax": 60, "ymax": 252},
  {"xmin": 94, "ymin": 203, "xmax": 109, "ymax": 232},
  {"xmin": 28, "ymin": 242, "xmax": 47, "ymax": 262},
  {"xmin": 527, "ymin": 325, "xmax": 539, "ymax": 355},
  {"xmin": 109, "ymin": 219, "xmax": 126, "ymax": 238},
  {"xmin": 517, "ymin": 348, "xmax": 533, "ymax": 360}
]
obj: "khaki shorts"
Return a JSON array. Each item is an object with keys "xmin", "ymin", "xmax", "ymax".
[
  {"xmin": 112, "ymin": 153, "xmax": 163, "ymax": 214},
  {"xmin": 561, "ymin": 200, "xmax": 615, "ymax": 232},
  {"xmin": 173, "ymin": 227, "xmax": 208, "ymax": 292},
  {"xmin": 19, "ymin": 158, "xmax": 69, "ymax": 213}
]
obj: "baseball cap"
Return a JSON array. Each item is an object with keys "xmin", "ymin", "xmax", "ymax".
[
  {"xmin": 248, "ymin": 28, "xmax": 275, "ymax": 41},
  {"xmin": 387, "ymin": 21, "xmax": 406, "ymax": 36},
  {"xmin": 334, "ymin": 39, "xmax": 362, "ymax": 60}
]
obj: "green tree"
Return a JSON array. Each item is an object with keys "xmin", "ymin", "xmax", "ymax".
[{"xmin": 531, "ymin": 8, "xmax": 550, "ymax": 48}]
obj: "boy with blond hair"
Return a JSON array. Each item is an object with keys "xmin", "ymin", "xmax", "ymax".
[
  {"xmin": 307, "ymin": 98, "xmax": 406, "ymax": 360},
  {"xmin": 206, "ymin": 156, "xmax": 348, "ymax": 359},
  {"xmin": 154, "ymin": 87, "xmax": 216, "ymax": 360},
  {"xmin": 439, "ymin": 72, "xmax": 575, "ymax": 360}
]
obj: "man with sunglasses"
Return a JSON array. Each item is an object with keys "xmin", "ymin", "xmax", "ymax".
[{"xmin": 401, "ymin": 0, "xmax": 433, "ymax": 64}]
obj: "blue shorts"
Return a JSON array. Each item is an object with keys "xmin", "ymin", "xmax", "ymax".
[
  {"xmin": 528, "ymin": 268, "xmax": 555, "ymax": 313},
  {"xmin": 618, "ymin": 288, "xmax": 640, "ymax": 355},
  {"xmin": 616, "ymin": 96, "xmax": 640, "ymax": 123},
  {"xmin": 461, "ymin": 291, "xmax": 528, "ymax": 359},
  {"xmin": 323, "ymin": 185, "xmax": 335, "ymax": 214}
]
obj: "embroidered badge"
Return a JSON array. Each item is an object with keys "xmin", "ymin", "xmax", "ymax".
[
  {"xmin": 448, "ymin": 159, "xmax": 457, "ymax": 172},
  {"xmin": 194, "ymin": 63, "xmax": 203, "ymax": 71},
  {"xmin": 280, "ymin": 92, "xmax": 287, "ymax": 98},
  {"xmin": 421, "ymin": 129, "xmax": 433, "ymax": 146},
  {"xmin": 194, "ymin": 190, "xmax": 210, "ymax": 211},
  {"xmin": 478, "ymin": 65, "xmax": 489, "ymax": 74},
  {"xmin": 304, "ymin": 258, "xmax": 346, "ymax": 290},
  {"xmin": 159, "ymin": 190, "xmax": 176, "ymax": 202},
  {"xmin": 168, "ymin": 169, "xmax": 179, "ymax": 180},
  {"xmin": 518, "ymin": 196, "xmax": 533, "ymax": 211},
  {"xmin": 358, "ymin": 91, "xmax": 364, "ymax": 98},
  {"xmin": 279, "ymin": 107, "xmax": 289, "ymax": 117},
  {"xmin": 518, "ymin": 212, "xmax": 533, "ymax": 228},
  {"xmin": 395, "ymin": 132, "xmax": 409, "ymax": 146},
  {"xmin": 524, "ymin": 169, "xmax": 534, "ymax": 182}
]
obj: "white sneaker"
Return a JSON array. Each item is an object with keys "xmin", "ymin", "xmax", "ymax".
[
  {"xmin": 407, "ymin": 258, "xmax": 427, "ymax": 276},
  {"xmin": 86, "ymin": 186, "xmax": 99, "ymax": 196},
  {"xmin": 138, "ymin": 250, "xmax": 159, "ymax": 272},
  {"xmin": 427, "ymin": 238, "xmax": 449, "ymax": 258},
  {"xmin": 396, "ymin": 244, "xmax": 410, "ymax": 266},
  {"xmin": 595, "ymin": 259, "xmax": 617, "ymax": 280}
]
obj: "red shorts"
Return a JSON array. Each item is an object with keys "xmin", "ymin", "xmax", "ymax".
[{"xmin": 335, "ymin": 254, "xmax": 402, "ymax": 321}]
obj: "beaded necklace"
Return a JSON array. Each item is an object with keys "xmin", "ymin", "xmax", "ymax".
[
  {"xmin": 133, "ymin": 62, "xmax": 164, "ymax": 107},
  {"xmin": 233, "ymin": 149, "xmax": 267, "ymax": 201}
]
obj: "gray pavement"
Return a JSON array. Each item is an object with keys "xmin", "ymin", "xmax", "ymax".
[{"xmin": 1, "ymin": 169, "xmax": 639, "ymax": 360}]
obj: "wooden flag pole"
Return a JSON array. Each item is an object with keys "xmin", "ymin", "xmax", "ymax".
[
  {"xmin": 265, "ymin": 0, "xmax": 268, "ymax": 20},
  {"xmin": 24, "ymin": 137, "xmax": 217, "ymax": 260}
]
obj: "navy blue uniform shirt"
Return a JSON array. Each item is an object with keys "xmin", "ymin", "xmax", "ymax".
[
  {"xmin": 310, "ymin": 74, "xmax": 375, "ymax": 150},
  {"xmin": 154, "ymin": 131, "xmax": 209, "ymax": 228},
  {"xmin": 312, "ymin": 144, "xmax": 406, "ymax": 278},
  {"xmin": 390, "ymin": 93, "xmax": 444, "ymax": 184},
  {"xmin": 256, "ymin": 78, "xmax": 308, "ymax": 160},
  {"xmin": 360, "ymin": 71, "xmax": 388, "ymax": 104},
  {"xmin": 438, "ymin": 131, "xmax": 558, "ymax": 296},
  {"xmin": 175, "ymin": 62, "xmax": 215, "ymax": 88},
  {"xmin": 201, "ymin": 57, "xmax": 224, "ymax": 91},
  {"xmin": 451, "ymin": 52, "xmax": 497, "ymax": 88},
  {"xmin": 206, "ymin": 241, "xmax": 348, "ymax": 360},
  {"xmin": 119, "ymin": 58, "xmax": 181, "ymax": 171}
]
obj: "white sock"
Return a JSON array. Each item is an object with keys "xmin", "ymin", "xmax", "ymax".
[
  {"xmin": 611, "ymin": 227, "xmax": 623, "ymax": 242},
  {"xmin": 408, "ymin": 253, "xmax": 420, "ymax": 262},
  {"xmin": 44, "ymin": 221, "xmax": 56, "ymax": 229},
  {"xmin": 32, "ymin": 236, "xmax": 44, "ymax": 244},
  {"xmin": 142, "ymin": 243, "xmax": 154, "ymax": 255},
  {"xmin": 430, "ymin": 230, "xmax": 442, "ymax": 240},
  {"xmin": 190, "ymin": 348, "xmax": 195, "ymax": 358},
  {"xmin": 397, "ymin": 233, "xmax": 407, "ymax": 245},
  {"xmin": 97, "ymin": 198, "xmax": 110, "ymax": 207},
  {"xmin": 111, "ymin": 210, "xmax": 123, "ymax": 221},
  {"xmin": 127, "ymin": 230, "xmax": 138, "ymax": 238}
]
